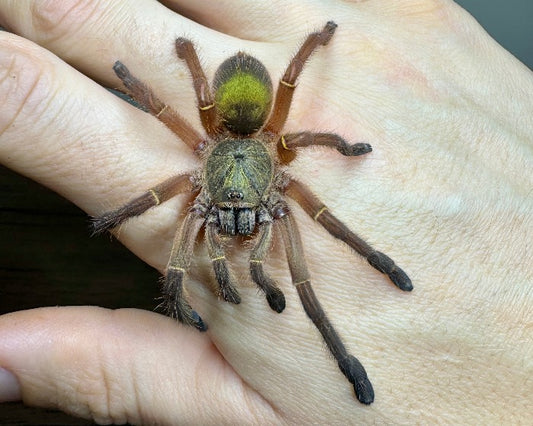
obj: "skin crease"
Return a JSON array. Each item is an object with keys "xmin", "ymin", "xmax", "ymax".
[{"xmin": 0, "ymin": 0, "xmax": 532, "ymax": 424}]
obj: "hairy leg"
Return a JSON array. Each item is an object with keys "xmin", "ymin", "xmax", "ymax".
[
  {"xmin": 205, "ymin": 219, "xmax": 241, "ymax": 304},
  {"xmin": 91, "ymin": 174, "xmax": 195, "ymax": 234},
  {"xmin": 265, "ymin": 21, "xmax": 337, "ymax": 135},
  {"xmin": 285, "ymin": 179, "xmax": 413, "ymax": 291},
  {"xmin": 161, "ymin": 211, "xmax": 206, "ymax": 331},
  {"xmin": 175, "ymin": 38, "xmax": 219, "ymax": 137},
  {"xmin": 278, "ymin": 207, "xmax": 375, "ymax": 404},
  {"xmin": 249, "ymin": 220, "xmax": 286, "ymax": 312},
  {"xmin": 113, "ymin": 61, "xmax": 207, "ymax": 152}
]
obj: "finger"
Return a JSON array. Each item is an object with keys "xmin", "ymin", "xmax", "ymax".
[
  {"xmin": 0, "ymin": 32, "xmax": 201, "ymax": 268},
  {"xmin": 160, "ymin": 0, "xmax": 332, "ymax": 41},
  {"xmin": 0, "ymin": 0, "xmax": 238, "ymax": 85},
  {"xmin": 0, "ymin": 307, "xmax": 276, "ymax": 424},
  {"xmin": 0, "ymin": 32, "xmax": 195, "ymax": 207}
]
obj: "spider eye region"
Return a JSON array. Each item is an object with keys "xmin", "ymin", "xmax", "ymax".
[
  {"xmin": 205, "ymin": 138, "xmax": 273, "ymax": 209},
  {"xmin": 213, "ymin": 53, "xmax": 273, "ymax": 135}
]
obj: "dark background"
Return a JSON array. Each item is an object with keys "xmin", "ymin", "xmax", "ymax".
[{"xmin": 1, "ymin": 2, "xmax": 532, "ymax": 424}]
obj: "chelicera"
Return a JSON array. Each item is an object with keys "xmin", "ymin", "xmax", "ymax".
[{"xmin": 93, "ymin": 21, "xmax": 412, "ymax": 405}]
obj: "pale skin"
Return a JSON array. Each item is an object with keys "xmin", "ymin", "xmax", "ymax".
[{"xmin": 0, "ymin": 0, "xmax": 532, "ymax": 424}]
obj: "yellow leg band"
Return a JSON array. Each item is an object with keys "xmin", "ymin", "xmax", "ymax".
[
  {"xmin": 313, "ymin": 206, "xmax": 328, "ymax": 221},
  {"xmin": 168, "ymin": 266, "xmax": 185, "ymax": 273},
  {"xmin": 149, "ymin": 190, "xmax": 161, "ymax": 205},
  {"xmin": 280, "ymin": 135, "xmax": 289, "ymax": 150},
  {"xmin": 156, "ymin": 105, "xmax": 168, "ymax": 117},
  {"xmin": 280, "ymin": 79, "xmax": 297, "ymax": 89}
]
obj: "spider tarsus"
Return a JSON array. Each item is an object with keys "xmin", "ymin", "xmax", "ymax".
[
  {"xmin": 113, "ymin": 60, "xmax": 130, "ymax": 79},
  {"xmin": 90, "ymin": 215, "xmax": 118, "ymax": 236},
  {"xmin": 338, "ymin": 355, "xmax": 375, "ymax": 405},
  {"xmin": 213, "ymin": 259, "xmax": 241, "ymax": 304},
  {"xmin": 389, "ymin": 266, "xmax": 413, "ymax": 292},
  {"xmin": 191, "ymin": 310, "xmax": 208, "ymax": 332},
  {"xmin": 164, "ymin": 299, "xmax": 208, "ymax": 332},
  {"xmin": 367, "ymin": 251, "xmax": 413, "ymax": 292},
  {"xmin": 338, "ymin": 142, "xmax": 372, "ymax": 157},
  {"xmin": 323, "ymin": 21, "xmax": 338, "ymax": 44},
  {"xmin": 354, "ymin": 379, "xmax": 375, "ymax": 405},
  {"xmin": 220, "ymin": 285, "xmax": 241, "ymax": 304},
  {"xmin": 175, "ymin": 37, "xmax": 190, "ymax": 58},
  {"xmin": 250, "ymin": 262, "xmax": 286, "ymax": 312},
  {"xmin": 266, "ymin": 289, "xmax": 286, "ymax": 313},
  {"xmin": 162, "ymin": 267, "xmax": 209, "ymax": 330}
]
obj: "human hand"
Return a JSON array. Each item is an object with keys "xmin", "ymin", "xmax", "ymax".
[{"xmin": 1, "ymin": 0, "xmax": 532, "ymax": 424}]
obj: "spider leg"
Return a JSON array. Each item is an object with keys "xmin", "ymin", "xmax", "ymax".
[
  {"xmin": 249, "ymin": 219, "xmax": 286, "ymax": 313},
  {"xmin": 113, "ymin": 61, "xmax": 207, "ymax": 152},
  {"xmin": 175, "ymin": 39, "xmax": 219, "ymax": 137},
  {"xmin": 279, "ymin": 132, "xmax": 372, "ymax": 163},
  {"xmin": 277, "ymin": 207, "xmax": 374, "ymax": 405},
  {"xmin": 91, "ymin": 174, "xmax": 195, "ymax": 235},
  {"xmin": 265, "ymin": 21, "xmax": 337, "ymax": 135},
  {"xmin": 162, "ymin": 210, "xmax": 207, "ymax": 331},
  {"xmin": 286, "ymin": 179, "xmax": 413, "ymax": 291},
  {"xmin": 205, "ymin": 219, "xmax": 241, "ymax": 304}
]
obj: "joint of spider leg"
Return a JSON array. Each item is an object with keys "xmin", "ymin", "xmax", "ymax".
[
  {"xmin": 167, "ymin": 265, "xmax": 186, "ymax": 273},
  {"xmin": 155, "ymin": 105, "xmax": 168, "ymax": 118},
  {"xmin": 193, "ymin": 139, "xmax": 208, "ymax": 154},
  {"xmin": 280, "ymin": 79, "xmax": 297, "ymax": 89},
  {"xmin": 199, "ymin": 103, "xmax": 215, "ymax": 111},
  {"xmin": 271, "ymin": 201, "xmax": 290, "ymax": 220},
  {"xmin": 313, "ymin": 206, "xmax": 328, "ymax": 221},
  {"xmin": 192, "ymin": 78, "xmax": 215, "ymax": 109},
  {"xmin": 279, "ymin": 135, "xmax": 290, "ymax": 151}
]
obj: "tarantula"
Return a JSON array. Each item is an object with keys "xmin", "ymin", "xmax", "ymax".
[{"xmin": 92, "ymin": 21, "xmax": 412, "ymax": 405}]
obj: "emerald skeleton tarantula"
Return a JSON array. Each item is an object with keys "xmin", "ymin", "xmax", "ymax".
[{"xmin": 93, "ymin": 21, "xmax": 412, "ymax": 405}]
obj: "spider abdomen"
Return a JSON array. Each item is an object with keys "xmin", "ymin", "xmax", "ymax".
[{"xmin": 213, "ymin": 53, "xmax": 273, "ymax": 135}]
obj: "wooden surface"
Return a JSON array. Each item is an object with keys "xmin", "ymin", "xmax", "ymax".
[{"xmin": 0, "ymin": 165, "xmax": 160, "ymax": 425}]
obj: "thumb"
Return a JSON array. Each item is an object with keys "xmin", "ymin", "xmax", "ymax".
[{"xmin": 0, "ymin": 307, "xmax": 274, "ymax": 425}]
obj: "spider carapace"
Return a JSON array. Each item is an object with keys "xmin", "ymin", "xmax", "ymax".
[{"xmin": 93, "ymin": 21, "xmax": 413, "ymax": 405}]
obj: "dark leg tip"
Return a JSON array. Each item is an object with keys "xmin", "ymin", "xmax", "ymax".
[
  {"xmin": 390, "ymin": 267, "xmax": 413, "ymax": 292},
  {"xmin": 367, "ymin": 251, "xmax": 413, "ymax": 292},
  {"xmin": 90, "ymin": 214, "xmax": 120, "ymax": 236},
  {"xmin": 354, "ymin": 380, "xmax": 375, "ymax": 405},
  {"xmin": 266, "ymin": 290, "xmax": 286, "ymax": 313},
  {"xmin": 220, "ymin": 286, "xmax": 241, "ymax": 304},
  {"xmin": 321, "ymin": 21, "xmax": 337, "ymax": 45},
  {"xmin": 191, "ymin": 310, "xmax": 208, "ymax": 332},
  {"xmin": 175, "ymin": 38, "xmax": 190, "ymax": 57},
  {"xmin": 325, "ymin": 21, "xmax": 338, "ymax": 33},
  {"xmin": 351, "ymin": 143, "xmax": 373, "ymax": 156},
  {"xmin": 338, "ymin": 355, "xmax": 375, "ymax": 405},
  {"xmin": 338, "ymin": 142, "xmax": 372, "ymax": 157},
  {"xmin": 113, "ymin": 61, "xmax": 129, "ymax": 79}
]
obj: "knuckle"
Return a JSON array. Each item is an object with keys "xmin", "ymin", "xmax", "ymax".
[
  {"xmin": 29, "ymin": 0, "xmax": 100, "ymax": 45},
  {"xmin": 0, "ymin": 34, "xmax": 53, "ymax": 142}
]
